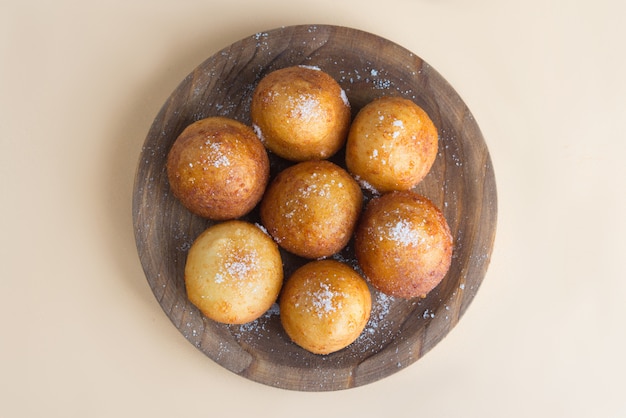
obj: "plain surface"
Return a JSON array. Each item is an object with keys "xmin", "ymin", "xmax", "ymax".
[{"xmin": 1, "ymin": 0, "xmax": 624, "ymax": 417}]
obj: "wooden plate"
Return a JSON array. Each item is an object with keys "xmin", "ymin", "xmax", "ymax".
[{"xmin": 133, "ymin": 25, "xmax": 497, "ymax": 391}]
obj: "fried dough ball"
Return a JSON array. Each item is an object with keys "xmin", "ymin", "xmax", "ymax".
[
  {"xmin": 354, "ymin": 191, "xmax": 452, "ymax": 299},
  {"xmin": 345, "ymin": 96, "xmax": 438, "ymax": 193},
  {"xmin": 251, "ymin": 65, "xmax": 351, "ymax": 161},
  {"xmin": 260, "ymin": 160, "xmax": 362, "ymax": 259},
  {"xmin": 184, "ymin": 221, "xmax": 283, "ymax": 324},
  {"xmin": 166, "ymin": 116, "xmax": 269, "ymax": 220},
  {"xmin": 279, "ymin": 260, "xmax": 372, "ymax": 355}
]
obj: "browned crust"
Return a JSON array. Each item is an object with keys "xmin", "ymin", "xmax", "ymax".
[
  {"xmin": 260, "ymin": 160, "xmax": 363, "ymax": 259},
  {"xmin": 279, "ymin": 260, "xmax": 372, "ymax": 354},
  {"xmin": 166, "ymin": 117, "xmax": 269, "ymax": 220},
  {"xmin": 251, "ymin": 66, "xmax": 351, "ymax": 161},
  {"xmin": 346, "ymin": 96, "xmax": 438, "ymax": 193},
  {"xmin": 355, "ymin": 191, "xmax": 452, "ymax": 298},
  {"xmin": 184, "ymin": 221, "xmax": 283, "ymax": 324}
]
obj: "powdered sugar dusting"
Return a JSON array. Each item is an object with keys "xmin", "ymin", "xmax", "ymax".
[
  {"xmin": 298, "ymin": 64, "xmax": 321, "ymax": 71},
  {"xmin": 354, "ymin": 175, "xmax": 380, "ymax": 196},
  {"xmin": 207, "ymin": 141, "xmax": 231, "ymax": 167},
  {"xmin": 387, "ymin": 219, "xmax": 421, "ymax": 246},
  {"xmin": 340, "ymin": 88, "xmax": 350, "ymax": 107},
  {"xmin": 214, "ymin": 249, "xmax": 259, "ymax": 285},
  {"xmin": 254, "ymin": 222, "xmax": 269, "ymax": 236},
  {"xmin": 290, "ymin": 94, "xmax": 319, "ymax": 121},
  {"xmin": 310, "ymin": 281, "xmax": 344, "ymax": 318},
  {"xmin": 225, "ymin": 250, "xmax": 258, "ymax": 278},
  {"xmin": 232, "ymin": 303, "xmax": 281, "ymax": 339},
  {"xmin": 252, "ymin": 123, "xmax": 265, "ymax": 144},
  {"xmin": 422, "ymin": 309, "xmax": 435, "ymax": 319},
  {"xmin": 355, "ymin": 290, "xmax": 395, "ymax": 351}
]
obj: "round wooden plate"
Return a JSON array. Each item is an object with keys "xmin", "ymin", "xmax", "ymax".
[{"xmin": 133, "ymin": 25, "xmax": 497, "ymax": 391}]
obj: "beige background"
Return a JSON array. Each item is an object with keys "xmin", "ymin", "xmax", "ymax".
[{"xmin": 2, "ymin": 0, "xmax": 625, "ymax": 417}]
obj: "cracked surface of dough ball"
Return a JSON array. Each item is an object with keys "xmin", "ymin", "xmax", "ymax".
[
  {"xmin": 251, "ymin": 65, "xmax": 351, "ymax": 161},
  {"xmin": 166, "ymin": 116, "xmax": 269, "ymax": 220},
  {"xmin": 346, "ymin": 96, "xmax": 438, "ymax": 193},
  {"xmin": 355, "ymin": 191, "xmax": 452, "ymax": 299},
  {"xmin": 260, "ymin": 160, "xmax": 362, "ymax": 259},
  {"xmin": 279, "ymin": 260, "xmax": 372, "ymax": 355},
  {"xmin": 184, "ymin": 221, "xmax": 283, "ymax": 324}
]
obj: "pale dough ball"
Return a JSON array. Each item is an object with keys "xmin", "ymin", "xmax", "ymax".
[
  {"xmin": 166, "ymin": 116, "xmax": 269, "ymax": 220},
  {"xmin": 279, "ymin": 260, "xmax": 372, "ymax": 355},
  {"xmin": 355, "ymin": 191, "xmax": 453, "ymax": 299},
  {"xmin": 346, "ymin": 96, "xmax": 438, "ymax": 193},
  {"xmin": 251, "ymin": 65, "xmax": 351, "ymax": 161},
  {"xmin": 184, "ymin": 220, "xmax": 283, "ymax": 324},
  {"xmin": 260, "ymin": 160, "xmax": 363, "ymax": 259}
]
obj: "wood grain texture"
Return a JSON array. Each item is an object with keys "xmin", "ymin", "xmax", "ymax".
[{"xmin": 132, "ymin": 24, "xmax": 497, "ymax": 391}]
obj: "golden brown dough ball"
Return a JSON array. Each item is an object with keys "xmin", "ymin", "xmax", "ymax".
[
  {"xmin": 166, "ymin": 116, "xmax": 269, "ymax": 220},
  {"xmin": 279, "ymin": 260, "xmax": 372, "ymax": 355},
  {"xmin": 250, "ymin": 65, "xmax": 351, "ymax": 161},
  {"xmin": 345, "ymin": 96, "xmax": 438, "ymax": 193},
  {"xmin": 260, "ymin": 160, "xmax": 362, "ymax": 259},
  {"xmin": 354, "ymin": 191, "xmax": 453, "ymax": 299},
  {"xmin": 184, "ymin": 220, "xmax": 283, "ymax": 324}
]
